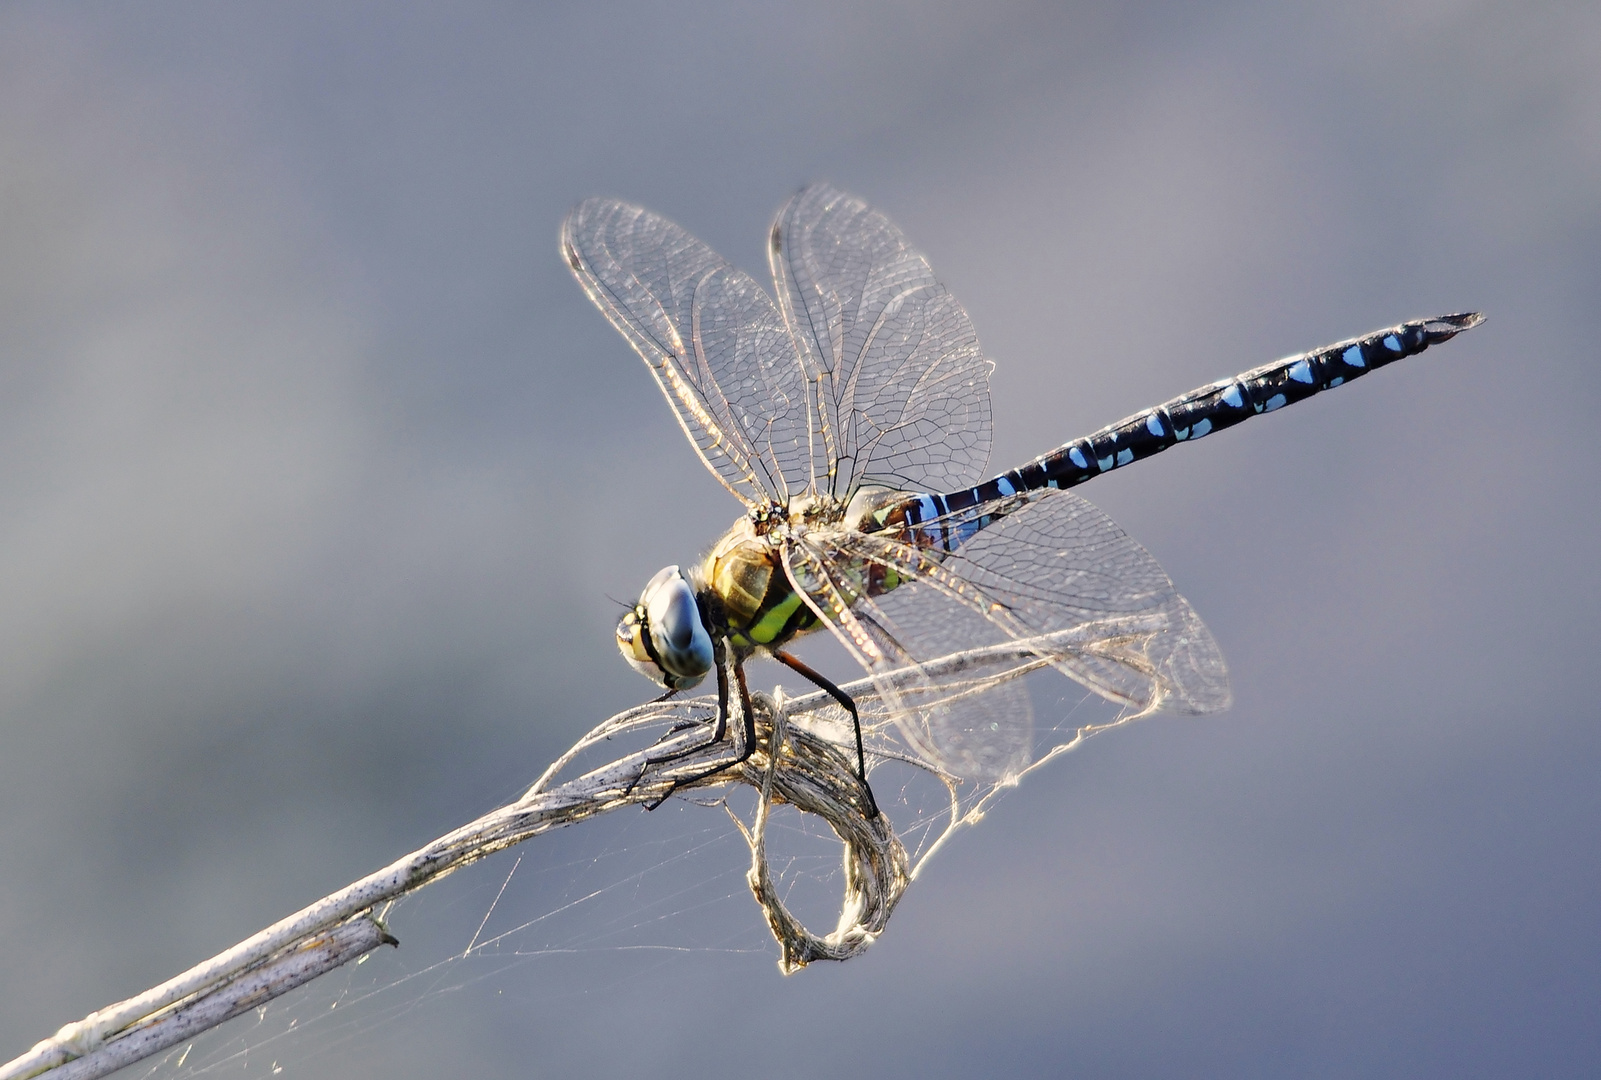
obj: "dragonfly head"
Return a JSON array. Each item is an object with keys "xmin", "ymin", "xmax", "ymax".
[{"xmin": 617, "ymin": 565, "xmax": 714, "ymax": 691}]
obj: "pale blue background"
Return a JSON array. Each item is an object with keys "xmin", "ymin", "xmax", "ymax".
[{"xmin": 1, "ymin": 3, "xmax": 1597, "ymax": 1076}]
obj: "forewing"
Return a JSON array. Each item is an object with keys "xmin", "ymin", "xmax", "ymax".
[
  {"xmin": 769, "ymin": 184, "xmax": 993, "ymax": 500},
  {"xmin": 837, "ymin": 491, "xmax": 1232, "ymax": 716},
  {"xmin": 563, "ymin": 198, "xmax": 812, "ymax": 504}
]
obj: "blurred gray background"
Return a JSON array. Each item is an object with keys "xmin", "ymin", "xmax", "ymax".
[{"xmin": 1, "ymin": 2, "xmax": 1597, "ymax": 1077}]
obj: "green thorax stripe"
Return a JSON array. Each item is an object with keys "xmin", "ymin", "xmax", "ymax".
[
  {"xmin": 732, "ymin": 585, "xmax": 814, "ymax": 647},
  {"xmin": 726, "ymin": 555, "xmax": 914, "ymax": 649}
]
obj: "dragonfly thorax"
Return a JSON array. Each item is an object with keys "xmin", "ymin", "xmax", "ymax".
[
  {"xmin": 699, "ymin": 487, "xmax": 910, "ymax": 655},
  {"xmin": 702, "ymin": 516, "xmax": 811, "ymax": 652}
]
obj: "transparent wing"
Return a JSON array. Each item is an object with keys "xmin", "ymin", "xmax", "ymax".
[
  {"xmin": 563, "ymin": 198, "xmax": 813, "ymax": 505},
  {"xmin": 789, "ymin": 491, "xmax": 1229, "ymax": 777},
  {"xmin": 769, "ymin": 184, "xmax": 994, "ymax": 501},
  {"xmin": 782, "ymin": 539, "xmax": 1034, "ymax": 782},
  {"xmin": 844, "ymin": 491, "xmax": 1231, "ymax": 714}
]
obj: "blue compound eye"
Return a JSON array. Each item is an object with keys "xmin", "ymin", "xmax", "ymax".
[{"xmin": 630, "ymin": 566, "xmax": 712, "ymax": 690}]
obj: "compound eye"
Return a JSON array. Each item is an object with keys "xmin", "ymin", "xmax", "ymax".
[{"xmin": 639, "ymin": 566, "xmax": 713, "ymax": 690}]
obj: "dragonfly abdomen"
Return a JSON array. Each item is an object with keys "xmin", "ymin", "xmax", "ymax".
[
  {"xmin": 867, "ymin": 313, "xmax": 1482, "ymax": 556},
  {"xmin": 868, "ymin": 491, "xmax": 1015, "ymax": 554},
  {"xmin": 1008, "ymin": 313, "xmax": 1482, "ymax": 494}
]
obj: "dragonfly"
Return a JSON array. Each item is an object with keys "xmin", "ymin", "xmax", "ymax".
[{"xmin": 562, "ymin": 183, "xmax": 1480, "ymax": 817}]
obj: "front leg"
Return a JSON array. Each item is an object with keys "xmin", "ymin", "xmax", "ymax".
[
  {"xmin": 643, "ymin": 651, "xmax": 757, "ymax": 809},
  {"xmin": 626, "ymin": 639, "xmax": 731, "ymax": 797}
]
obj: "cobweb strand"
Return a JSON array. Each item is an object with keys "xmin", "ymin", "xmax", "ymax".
[{"xmin": 3, "ymin": 630, "xmax": 1142, "ymax": 1080}]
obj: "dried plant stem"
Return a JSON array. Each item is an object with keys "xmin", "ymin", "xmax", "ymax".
[{"xmin": 2, "ymin": 627, "xmax": 1134, "ymax": 1080}]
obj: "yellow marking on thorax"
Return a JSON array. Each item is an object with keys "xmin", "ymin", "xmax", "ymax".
[
  {"xmin": 702, "ymin": 516, "xmax": 820, "ymax": 650},
  {"xmin": 703, "ymin": 520, "xmax": 776, "ymax": 632}
]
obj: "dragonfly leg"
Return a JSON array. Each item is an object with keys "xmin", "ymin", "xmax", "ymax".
[
  {"xmin": 653, "ymin": 719, "xmax": 705, "ymax": 744},
  {"xmin": 642, "ymin": 655, "xmax": 756, "ymax": 809},
  {"xmin": 644, "ymin": 688, "xmax": 711, "ymax": 745},
  {"xmin": 625, "ymin": 644, "xmax": 730, "ymax": 798},
  {"xmin": 775, "ymin": 651, "xmax": 879, "ymax": 818}
]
